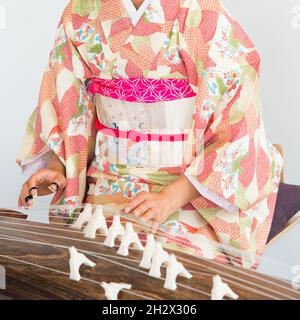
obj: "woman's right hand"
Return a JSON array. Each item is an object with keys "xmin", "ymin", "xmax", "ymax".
[{"xmin": 18, "ymin": 168, "xmax": 67, "ymax": 208}]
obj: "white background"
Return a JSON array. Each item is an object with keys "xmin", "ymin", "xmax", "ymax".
[{"xmin": 0, "ymin": 0, "xmax": 299, "ymax": 277}]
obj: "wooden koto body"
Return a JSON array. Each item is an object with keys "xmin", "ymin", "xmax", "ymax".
[{"xmin": 0, "ymin": 210, "xmax": 299, "ymax": 300}]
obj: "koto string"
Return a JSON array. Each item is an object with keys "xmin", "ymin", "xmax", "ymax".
[
  {"xmin": 3, "ymin": 206, "xmax": 284, "ymax": 267},
  {"xmin": 0, "ymin": 209, "xmax": 170, "ymax": 239},
  {"xmin": 0, "ymin": 231, "xmax": 212, "ymax": 278},
  {"xmin": 0, "ymin": 212, "xmax": 294, "ymax": 288},
  {"xmin": 2, "ymin": 233, "xmax": 286, "ymax": 300},
  {"xmin": 0, "ymin": 210, "xmax": 257, "ymax": 265},
  {"xmin": 0, "ymin": 253, "xmax": 153, "ymax": 300},
  {"xmin": 0, "ymin": 234, "xmax": 212, "ymax": 298},
  {"xmin": 0, "ymin": 216, "xmax": 243, "ymax": 266},
  {"xmin": 0, "ymin": 232, "xmax": 138, "ymax": 264},
  {"xmin": 0, "ymin": 231, "xmax": 295, "ymax": 300},
  {"xmin": 0, "ymin": 207, "xmax": 268, "ymax": 265},
  {"xmin": 0, "ymin": 215, "xmax": 233, "ymax": 261},
  {"xmin": 0, "ymin": 230, "xmax": 295, "ymax": 300},
  {"xmin": 0, "ymin": 206, "xmax": 255, "ymax": 252},
  {"xmin": 0, "ymin": 212, "xmax": 237, "ymax": 263},
  {"xmin": 0, "ymin": 234, "xmax": 290, "ymax": 300},
  {"xmin": 0, "ymin": 212, "xmax": 287, "ymax": 288},
  {"xmin": 0, "ymin": 210, "xmax": 295, "ymax": 282},
  {"xmin": 0, "ymin": 214, "xmax": 158, "ymax": 243}
]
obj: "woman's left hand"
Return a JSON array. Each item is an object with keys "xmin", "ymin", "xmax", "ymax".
[{"xmin": 124, "ymin": 191, "xmax": 175, "ymax": 233}]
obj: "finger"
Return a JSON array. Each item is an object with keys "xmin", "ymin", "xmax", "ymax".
[
  {"xmin": 132, "ymin": 200, "xmax": 155, "ymax": 217},
  {"xmin": 20, "ymin": 183, "xmax": 31, "ymax": 208},
  {"xmin": 25, "ymin": 171, "xmax": 52, "ymax": 204},
  {"xmin": 27, "ymin": 177, "xmax": 40, "ymax": 207},
  {"xmin": 20, "ymin": 181, "xmax": 32, "ymax": 208},
  {"xmin": 25, "ymin": 170, "xmax": 53, "ymax": 196},
  {"xmin": 48, "ymin": 174, "xmax": 67, "ymax": 193},
  {"xmin": 151, "ymin": 221, "xmax": 161, "ymax": 234},
  {"xmin": 27, "ymin": 176, "xmax": 39, "ymax": 197},
  {"xmin": 30, "ymin": 169, "xmax": 65, "ymax": 190},
  {"xmin": 124, "ymin": 192, "xmax": 149, "ymax": 213},
  {"xmin": 140, "ymin": 208, "xmax": 156, "ymax": 223},
  {"xmin": 151, "ymin": 213, "xmax": 168, "ymax": 234},
  {"xmin": 18, "ymin": 193, "xmax": 31, "ymax": 208},
  {"xmin": 48, "ymin": 182, "xmax": 60, "ymax": 193}
]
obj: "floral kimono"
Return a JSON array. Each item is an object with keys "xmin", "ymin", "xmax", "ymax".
[{"xmin": 17, "ymin": 0, "xmax": 283, "ymax": 268}]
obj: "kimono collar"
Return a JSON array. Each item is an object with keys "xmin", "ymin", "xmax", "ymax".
[{"xmin": 121, "ymin": 0, "xmax": 155, "ymax": 26}]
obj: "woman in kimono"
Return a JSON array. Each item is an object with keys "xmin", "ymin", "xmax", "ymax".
[{"xmin": 17, "ymin": 0, "xmax": 283, "ymax": 268}]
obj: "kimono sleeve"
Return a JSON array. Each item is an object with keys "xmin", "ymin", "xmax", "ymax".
[
  {"xmin": 16, "ymin": 2, "xmax": 96, "ymax": 204},
  {"xmin": 184, "ymin": 7, "xmax": 283, "ymax": 212}
]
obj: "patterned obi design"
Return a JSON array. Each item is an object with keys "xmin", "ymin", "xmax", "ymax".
[
  {"xmin": 87, "ymin": 77, "xmax": 196, "ymax": 103},
  {"xmin": 87, "ymin": 78, "xmax": 197, "ymax": 168}
]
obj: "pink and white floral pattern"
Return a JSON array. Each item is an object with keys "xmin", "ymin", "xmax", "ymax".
[{"xmin": 17, "ymin": 0, "xmax": 283, "ymax": 269}]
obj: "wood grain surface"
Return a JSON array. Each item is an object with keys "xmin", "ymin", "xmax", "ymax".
[{"xmin": 0, "ymin": 210, "xmax": 298, "ymax": 300}]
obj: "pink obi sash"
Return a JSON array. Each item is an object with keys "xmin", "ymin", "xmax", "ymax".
[{"xmin": 87, "ymin": 77, "xmax": 196, "ymax": 103}]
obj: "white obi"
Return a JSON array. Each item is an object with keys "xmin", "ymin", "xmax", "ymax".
[{"xmin": 94, "ymin": 94, "xmax": 196, "ymax": 168}]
